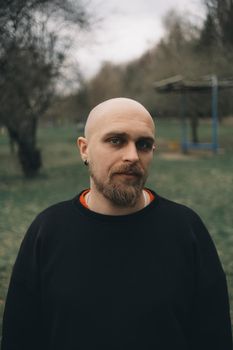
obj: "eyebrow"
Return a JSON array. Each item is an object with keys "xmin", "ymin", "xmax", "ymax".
[{"xmin": 102, "ymin": 132, "xmax": 155, "ymax": 143}]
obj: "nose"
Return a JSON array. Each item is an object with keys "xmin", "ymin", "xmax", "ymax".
[{"xmin": 122, "ymin": 142, "xmax": 139, "ymax": 163}]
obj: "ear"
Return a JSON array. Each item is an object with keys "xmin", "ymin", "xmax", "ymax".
[{"xmin": 77, "ymin": 137, "xmax": 88, "ymax": 162}]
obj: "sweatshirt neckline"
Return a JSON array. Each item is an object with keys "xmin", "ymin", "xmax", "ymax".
[{"xmin": 72, "ymin": 188, "xmax": 160, "ymax": 223}]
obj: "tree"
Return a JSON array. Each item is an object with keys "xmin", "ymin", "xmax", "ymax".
[
  {"xmin": 198, "ymin": 0, "xmax": 233, "ymax": 118},
  {"xmin": 0, "ymin": 0, "xmax": 90, "ymax": 177},
  {"xmin": 199, "ymin": 13, "xmax": 219, "ymax": 51},
  {"xmin": 87, "ymin": 62, "xmax": 124, "ymax": 108},
  {"xmin": 203, "ymin": 0, "xmax": 233, "ymax": 47}
]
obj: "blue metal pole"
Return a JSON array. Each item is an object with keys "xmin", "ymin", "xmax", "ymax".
[
  {"xmin": 211, "ymin": 75, "xmax": 219, "ymax": 153},
  {"xmin": 181, "ymin": 92, "xmax": 188, "ymax": 153}
]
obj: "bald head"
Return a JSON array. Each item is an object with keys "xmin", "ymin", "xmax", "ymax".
[{"xmin": 84, "ymin": 97, "xmax": 155, "ymax": 140}]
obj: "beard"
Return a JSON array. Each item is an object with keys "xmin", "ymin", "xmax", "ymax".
[{"xmin": 89, "ymin": 162, "xmax": 147, "ymax": 207}]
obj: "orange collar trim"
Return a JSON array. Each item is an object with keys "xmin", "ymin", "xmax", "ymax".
[
  {"xmin": 79, "ymin": 189, "xmax": 90, "ymax": 209},
  {"xmin": 79, "ymin": 189, "xmax": 155, "ymax": 209}
]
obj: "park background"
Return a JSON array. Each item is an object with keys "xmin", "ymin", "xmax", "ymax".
[{"xmin": 0, "ymin": 0, "xmax": 233, "ymax": 339}]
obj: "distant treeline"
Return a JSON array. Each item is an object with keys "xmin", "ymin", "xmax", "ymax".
[{"xmin": 47, "ymin": 0, "xmax": 233, "ymax": 123}]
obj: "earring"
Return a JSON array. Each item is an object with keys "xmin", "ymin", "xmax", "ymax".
[{"xmin": 84, "ymin": 159, "xmax": 89, "ymax": 166}]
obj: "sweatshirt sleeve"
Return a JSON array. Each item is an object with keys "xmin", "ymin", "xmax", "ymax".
[
  {"xmin": 188, "ymin": 212, "xmax": 232, "ymax": 350},
  {"xmin": 1, "ymin": 218, "xmax": 42, "ymax": 350}
]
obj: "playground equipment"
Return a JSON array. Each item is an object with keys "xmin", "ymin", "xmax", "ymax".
[{"xmin": 154, "ymin": 75, "xmax": 233, "ymax": 153}]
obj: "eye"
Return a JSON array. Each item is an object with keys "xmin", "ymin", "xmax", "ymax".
[
  {"xmin": 136, "ymin": 139, "xmax": 154, "ymax": 152},
  {"xmin": 108, "ymin": 137, "xmax": 124, "ymax": 146}
]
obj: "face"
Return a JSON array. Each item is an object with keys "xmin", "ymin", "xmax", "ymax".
[{"xmin": 78, "ymin": 100, "xmax": 155, "ymax": 207}]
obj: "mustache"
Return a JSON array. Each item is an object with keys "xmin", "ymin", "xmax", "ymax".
[{"xmin": 110, "ymin": 164, "xmax": 144, "ymax": 177}]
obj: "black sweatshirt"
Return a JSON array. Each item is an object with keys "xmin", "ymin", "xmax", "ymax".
[{"xmin": 1, "ymin": 190, "xmax": 232, "ymax": 350}]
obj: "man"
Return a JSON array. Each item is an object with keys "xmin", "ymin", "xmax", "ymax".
[{"xmin": 1, "ymin": 98, "xmax": 232, "ymax": 349}]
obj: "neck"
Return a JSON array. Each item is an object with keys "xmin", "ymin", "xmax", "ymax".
[{"xmin": 87, "ymin": 185, "xmax": 146, "ymax": 216}]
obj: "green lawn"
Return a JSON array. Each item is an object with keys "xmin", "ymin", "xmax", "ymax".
[{"xmin": 0, "ymin": 119, "xmax": 233, "ymax": 336}]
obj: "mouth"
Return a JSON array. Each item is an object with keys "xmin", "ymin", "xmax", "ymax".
[
  {"xmin": 115, "ymin": 171, "xmax": 139, "ymax": 176},
  {"xmin": 110, "ymin": 165, "xmax": 144, "ymax": 181}
]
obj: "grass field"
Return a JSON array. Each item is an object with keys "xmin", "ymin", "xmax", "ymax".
[{"xmin": 0, "ymin": 119, "xmax": 233, "ymax": 337}]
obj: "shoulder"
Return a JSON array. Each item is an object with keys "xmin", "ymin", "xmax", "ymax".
[
  {"xmin": 23, "ymin": 198, "xmax": 78, "ymax": 242},
  {"xmin": 33, "ymin": 199, "xmax": 74, "ymax": 225},
  {"xmin": 152, "ymin": 192, "xmax": 212, "ymax": 243},
  {"xmin": 155, "ymin": 193, "xmax": 202, "ymax": 224},
  {"xmin": 158, "ymin": 194, "xmax": 219, "ymax": 251},
  {"xmin": 36, "ymin": 199, "xmax": 75, "ymax": 220}
]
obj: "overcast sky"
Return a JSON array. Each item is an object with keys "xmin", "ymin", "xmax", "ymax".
[{"xmin": 72, "ymin": 0, "xmax": 204, "ymax": 79}]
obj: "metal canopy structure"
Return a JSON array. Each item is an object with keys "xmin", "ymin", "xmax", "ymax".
[{"xmin": 153, "ymin": 75, "xmax": 233, "ymax": 153}]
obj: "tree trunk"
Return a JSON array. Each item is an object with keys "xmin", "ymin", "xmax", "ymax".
[
  {"xmin": 7, "ymin": 117, "xmax": 42, "ymax": 177},
  {"xmin": 7, "ymin": 128, "xmax": 17, "ymax": 153},
  {"xmin": 18, "ymin": 141, "xmax": 41, "ymax": 177}
]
